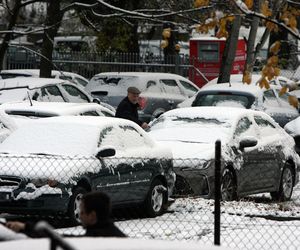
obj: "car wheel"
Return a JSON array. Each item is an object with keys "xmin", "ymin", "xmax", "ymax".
[
  {"xmin": 271, "ymin": 163, "xmax": 294, "ymax": 201},
  {"xmin": 144, "ymin": 178, "xmax": 167, "ymax": 217},
  {"xmin": 221, "ymin": 169, "xmax": 237, "ymax": 201},
  {"xmin": 68, "ymin": 187, "xmax": 87, "ymax": 224}
]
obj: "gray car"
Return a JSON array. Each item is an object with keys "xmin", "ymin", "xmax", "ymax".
[
  {"xmin": 190, "ymin": 83, "xmax": 299, "ymax": 127},
  {"xmin": 85, "ymin": 72, "xmax": 199, "ymax": 122},
  {"xmin": 149, "ymin": 107, "xmax": 300, "ymax": 201}
]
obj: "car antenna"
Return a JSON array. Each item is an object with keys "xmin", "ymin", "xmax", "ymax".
[{"xmin": 27, "ymin": 91, "xmax": 33, "ymax": 106}]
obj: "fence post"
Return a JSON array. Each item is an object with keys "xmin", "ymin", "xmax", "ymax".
[{"xmin": 214, "ymin": 140, "xmax": 221, "ymax": 246}]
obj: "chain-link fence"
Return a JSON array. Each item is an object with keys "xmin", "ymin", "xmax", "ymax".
[{"xmin": 0, "ymin": 152, "xmax": 299, "ymax": 249}]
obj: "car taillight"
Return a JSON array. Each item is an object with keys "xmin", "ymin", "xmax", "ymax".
[{"xmin": 138, "ymin": 97, "xmax": 147, "ymax": 110}]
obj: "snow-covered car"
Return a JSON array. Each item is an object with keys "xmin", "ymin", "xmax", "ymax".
[
  {"xmin": 0, "ymin": 116, "xmax": 175, "ymax": 222},
  {"xmin": 148, "ymin": 107, "xmax": 300, "ymax": 201},
  {"xmin": 0, "ymin": 101, "xmax": 115, "ymax": 120},
  {"xmin": 0, "ymin": 77, "xmax": 103, "ymax": 105},
  {"xmin": 85, "ymin": 72, "xmax": 199, "ymax": 122},
  {"xmin": 0, "ymin": 69, "xmax": 89, "ymax": 87},
  {"xmin": 284, "ymin": 117, "xmax": 300, "ymax": 155},
  {"xmin": 182, "ymin": 82, "xmax": 299, "ymax": 127},
  {"xmin": 204, "ymin": 74, "xmax": 297, "ymax": 89}
]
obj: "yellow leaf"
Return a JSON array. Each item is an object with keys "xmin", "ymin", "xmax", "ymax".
[
  {"xmin": 274, "ymin": 67, "xmax": 280, "ymax": 76},
  {"xmin": 265, "ymin": 21, "xmax": 279, "ymax": 32},
  {"xmin": 226, "ymin": 16, "xmax": 235, "ymax": 22},
  {"xmin": 279, "ymin": 86, "xmax": 288, "ymax": 96},
  {"xmin": 244, "ymin": 0, "xmax": 253, "ymax": 9},
  {"xmin": 289, "ymin": 16, "xmax": 298, "ymax": 31},
  {"xmin": 266, "ymin": 66, "xmax": 275, "ymax": 80},
  {"xmin": 243, "ymin": 71, "xmax": 252, "ymax": 85},
  {"xmin": 259, "ymin": 77, "xmax": 269, "ymax": 89},
  {"xmin": 175, "ymin": 44, "xmax": 181, "ymax": 51},
  {"xmin": 196, "ymin": 24, "xmax": 209, "ymax": 33},
  {"xmin": 162, "ymin": 28, "xmax": 171, "ymax": 39},
  {"xmin": 267, "ymin": 56, "xmax": 279, "ymax": 66},
  {"xmin": 269, "ymin": 41, "xmax": 281, "ymax": 55},
  {"xmin": 288, "ymin": 95, "xmax": 299, "ymax": 108},
  {"xmin": 261, "ymin": 0, "xmax": 272, "ymax": 17},
  {"xmin": 216, "ymin": 29, "xmax": 228, "ymax": 39},
  {"xmin": 194, "ymin": 0, "xmax": 209, "ymax": 8},
  {"xmin": 261, "ymin": 66, "xmax": 268, "ymax": 77}
]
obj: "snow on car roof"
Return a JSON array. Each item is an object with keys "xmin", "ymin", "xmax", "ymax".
[
  {"xmin": 0, "ymin": 116, "xmax": 155, "ymax": 157},
  {"xmin": 204, "ymin": 74, "xmax": 262, "ymax": 86},
  {"xmin": 0, "ymin": 77, "xmax": 67, "ymax": 89},
  {"xmin": 93, "ymin": 72, "xmax": 191, "ymax": 80},
  {"xmin": 0, "ymin": 101, "xmax": 113, "ymax": 116}
]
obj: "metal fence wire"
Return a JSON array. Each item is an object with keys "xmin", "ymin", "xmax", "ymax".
[{"xmin": 0, "ymin": 153, "xmax": 299, "ymax": 250}]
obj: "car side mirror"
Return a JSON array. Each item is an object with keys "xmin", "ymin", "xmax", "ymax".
[
  {"xmin": 92, "ymin": 98, "xmax": 101, "ymax": 104},
  {"xmin": 239, "ymin": 136, "xmax": 257, "ymax": 149},
  {"xmin": 96, "ymin": 147, "xmax": 116, "ymax": 158}
]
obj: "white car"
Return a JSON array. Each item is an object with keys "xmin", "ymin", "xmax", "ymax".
[
  {"xmin": 0, "ymin": 77, "xmax": 98, "ymax": 104},
  {"xmin": 148, "ymin": 107, "xmax": 300, "ymax": 200},
  {"xmin": 178, "ymin": 82, "xmax": 299, "ymax": 127},
  {"xmin": 0, "ymin": 101, "xmax": 115, "ymax": 119},
  {"xmin": 85, "ymin": 72, "xmax": 199, "ymax": 122},
  {"xmin": 0, "ymin": 69, "xmax": 89, "ymax": 87},
  {"xmin": 0, "ymin": 116, "xmax": 175, "ymax": 222}
]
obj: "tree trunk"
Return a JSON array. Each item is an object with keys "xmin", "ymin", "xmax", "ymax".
[
  {"xmin": 39, "ymin": 1, "xmax": 63, "ymax": 78},
  {"xmin": 218, "ymin": 15, "xmax": 242, "ymax": 83},
  {"xmin": 244, "ymin": 0, "xmax": 260, "ymax": 74},
  {"xmin": 0, "ymin": 0, "xmax": 22, "ymax": 70}
]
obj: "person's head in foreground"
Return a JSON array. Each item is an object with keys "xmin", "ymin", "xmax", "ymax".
[
  {"xmin": 127, "ymin": 86, "xmax": 141, "ymax": 105},
  {"xmin": 79, "ymin": 191, "xmax": 111, "ymax": 228}
]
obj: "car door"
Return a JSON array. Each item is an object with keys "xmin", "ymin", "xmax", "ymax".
[
  {"xmin": 253, "ymin": 115, "xmax": 282, "ymax": 189},
  {"xmin": 233, "ymin": 116, "xmax": 276, "ymax": 194},
  {"xmin": 178, "ymin": 79, "xmax": 199, "ymax": 97},
  {"xmin": 160, "ymin": 79, "xmax": 186, "ymax": 109}
]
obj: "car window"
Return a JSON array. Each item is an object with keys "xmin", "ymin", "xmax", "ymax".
[
  {"xmin": 145, "ymin": 80, "xmax": 161, "ymax": 93},
  {"xmin": 98, "ymin": 125, "xmax": 150, "ymax": 150},
  {"xmin": 81, "ymin": 111, "xmax": 101, "ymax": 116},
  {"xmin": 234, "ymin": 117, "xmax": 255, "ymax": 138},
  {"xmin": 101, "ymin": 111, "xmax": 114, "ymax": 117},
  {"xmin": 254, "ymin": 115, "xmax": 278, "ymax": 136},
  {"xmin": 263, "ymin": 89, "xmax": 280, "ymax": 106},
  {"xmin": 61, "ymin": 84, "xmax": 89, "ymax": 103},
  {"xmin": 75, "ymin": 77, "xmax": 88, "ymax": 87},
  {"xmin": 160, "ymin": 79, "xmax": 182, "ymax": 95},
  {"xmin": 198, "ymin": 43, "xmax": 219, "ymax": 62},
  {"xmin": 38, "ymin": 86, "xmax": 65, "ymax": 102},
  {"xmin": 193, "ymin": 93, "xmax": 254, "ymax": 109},
  {"xmin": 179, "ymin": 80, "xmax": 198, "ymax": 93}
]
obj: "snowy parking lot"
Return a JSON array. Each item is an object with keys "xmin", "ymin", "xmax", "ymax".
[{"xmin": 54, "ymin": 183, "xmax": 300, "ymax": 250}]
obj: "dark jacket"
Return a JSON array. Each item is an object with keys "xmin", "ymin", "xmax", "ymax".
[
  {"xmin": 21, "ymin": 220, "xmax": 126, "ymax": 238},
  {"xmin": 115, "ymin": 97, "xmax": 143, "ymax": 126}
]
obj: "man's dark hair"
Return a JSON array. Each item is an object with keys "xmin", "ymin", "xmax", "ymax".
[{"xmin": 81, "ymin": 191, "xmax": 111, "ymax": 221}]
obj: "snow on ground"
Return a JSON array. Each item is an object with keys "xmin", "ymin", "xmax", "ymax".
[{"xmin": 57, "ymin": 184, "xmax": 300, "ymax": 250}]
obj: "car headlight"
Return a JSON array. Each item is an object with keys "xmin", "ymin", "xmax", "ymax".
[{"xmin": 31, "ymin": 178, "xmax": 58, "ymax": 188}]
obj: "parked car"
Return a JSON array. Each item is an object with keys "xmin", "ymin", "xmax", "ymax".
[
  {"xmin": 0, "ymin": 69, "xmax": 89, "ymax": 87},
  {"xmin": 0, "ymin": 101, "xmax": 115, "ymax": 119},
  {"xmin": 0, "ymin": 116, "xmax": 175, "ymax": 223},
  {"xmin": 204, "ymin": 74, "xmax": 297, "ymax": 89},
  {"xmin": 0, "ymin": 77, "xmax": 103, "ymax": 105},
  {"xmin": 180, "ymin": 82, "xmax": 298, "ymax": 127},
  {"xmin": 85, "ymin": 72, "xmax": 199, "ymax": 122},
  {"xmin": 148, "ymin": 107, "xmax": 300, "ymax": 200}
]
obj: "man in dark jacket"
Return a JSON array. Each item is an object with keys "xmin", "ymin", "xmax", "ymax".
[
  {"xmin": 5, "ymin": 191, "xmax": 126, "ymax": 238},
  {"xmin": 115, "ymin": 86, "xmax": 149, "ymax": 129}
]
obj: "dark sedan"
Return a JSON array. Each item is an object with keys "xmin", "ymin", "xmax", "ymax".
[{"xmin": 0, "ymin": 116, "xmax": 175, "ymax": 223}]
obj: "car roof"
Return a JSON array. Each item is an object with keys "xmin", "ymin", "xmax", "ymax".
[
  {"xmin": 0, "ymin": 77, "xmax": 71, "ymax": 89},
  {"xmin": 199, "ymin": 82, "xmax": 279, "ymax": 96},
  {"xmin": 162, "ymin": 106, "xmax": 272, "ymax": 122},
  {"xmin": 0, "ymin": 101, "xmax": 111, "ymax": 116},
  {"xmin": 205, "ymin": 74, "xmax": 263, "ymax": 86}
]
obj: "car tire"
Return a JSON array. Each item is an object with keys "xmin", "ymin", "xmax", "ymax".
[
  {"xmin": 221, "ymin": 169, "xmax": 237, "ymax": 201},
  {"xmin": 271, "ymin": 163, "xmax": 294, "ymax": 201},
  {"xmin": 68, "ymin": 186, "xmax": 87, "ymax": 225},
  {"xmin": 144, "ymin": 178, "xmax": 167, "ymax": 217}
]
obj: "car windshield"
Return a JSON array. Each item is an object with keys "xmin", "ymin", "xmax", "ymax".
[
  {"xmin": 193, "ymin": 93, "xmax": 255, "ymax": 109},
  {"xmin": 0, "ymin": 88, "xmax": 28, "ymax": 103},
  {"xmin": 0, "ymin": 121, "xmax": 99, "ymax": 156},
  {"xmin": 149, "ymin": 115, "xmax": 232, "ymax": 143}
]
